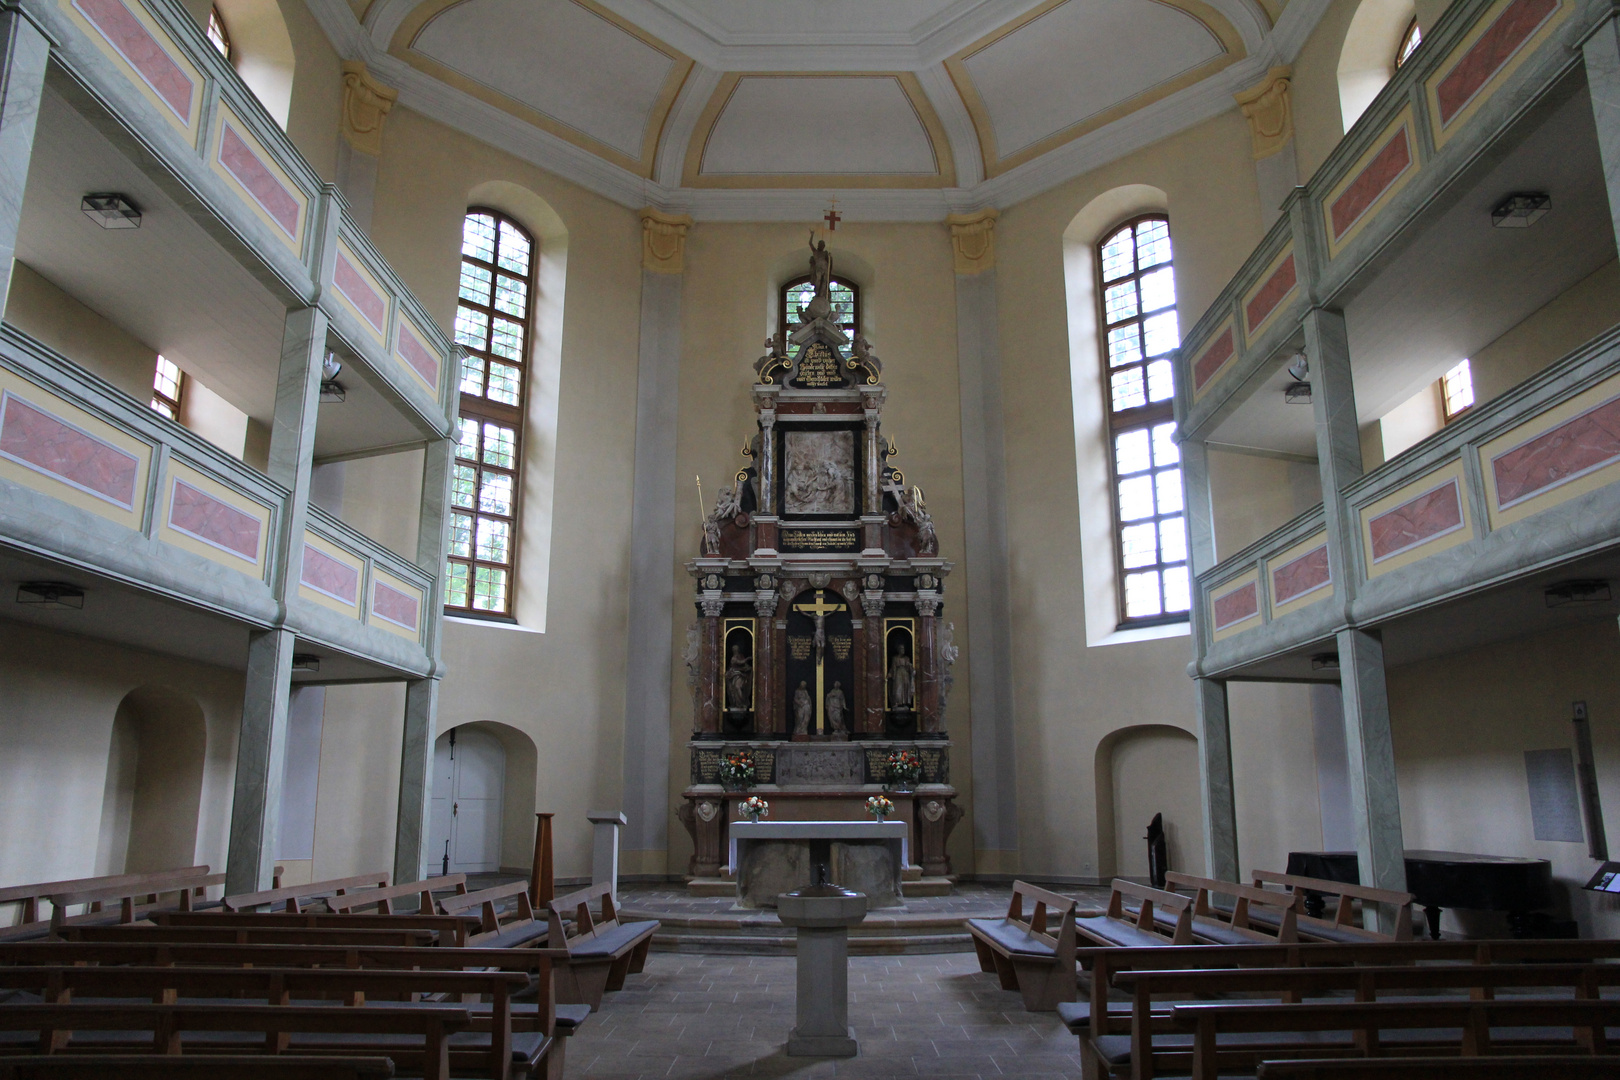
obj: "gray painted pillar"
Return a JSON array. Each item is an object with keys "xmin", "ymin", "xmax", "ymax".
[
  {"xmin": 226, "ymin": 307, "xmax": 326, "ymax": 894},
  {"xmin": 622, "ymin": 266, "xmax": 683, "ymax": 870},
  {"xmin": 1305, "ymin": 307, "xmax": 1406, "ymax": 913},
  {"xmin": 0, "ymin": 5, "xmax": 50, "ymax": 316},
  {"xmin": 954, "ymin": 265, "xmax": 1018, "ymax": 861},
  {"xmin": 1583, "ymin": 9, "xmax": 1620, "ymax": 252},
  {"xmin": 1193, "ymin": 677, "xmax": 1238, "ymax": 882}
]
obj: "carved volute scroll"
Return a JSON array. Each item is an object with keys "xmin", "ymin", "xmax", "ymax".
[
  {"xmin": 340, "ymin": 61, "xmax": 399, "ymax": 156},
  {"xmin": 641, "ymin": 208, "xmax": 693, "ymax": 273},
  {"xmin": 1234, "ymin": 66, "xmax": 1294, "ymax": 160}
]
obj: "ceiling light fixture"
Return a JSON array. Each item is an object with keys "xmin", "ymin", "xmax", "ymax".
[
  {"xmin": 16, "ymin": 581, "xmax": 85, "ymax": 608},
  {"xmin": 1284, "ymin": 354, "xmax": 1311, "ymax": 404},
  {"xmin": 1491, "ymin": 191, "xmax": 1550, "ymax": 228},
  {"xmin": 291, "ymin": 654, "xmax": 322, "ymax": 672},
  {"xmin": 81, "ymin": 193, "xmax": 142, "ymax": 229},
  {"xmin": 319, "ymin": 352, "xmax": 346, "ymax": 403},
  {"xmin": 1310, "ymin": 652, "xmax": 1339, "ymax": 671},
  {"xmin": 1545, "ymin": 579, "xmax": 1610, "ymax": 607}
]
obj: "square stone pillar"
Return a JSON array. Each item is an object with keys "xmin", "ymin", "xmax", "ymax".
[
  {"xmin": 0, "ymin": 5, "xmax": 48, "ymax": 316},
  {"xmin": 589, "ymin": 809, "xmax": 627, "ymax": 904}
]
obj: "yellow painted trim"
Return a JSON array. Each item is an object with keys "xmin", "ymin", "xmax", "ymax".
[
  {"xmin": 1321, "ymin": 106, "xmax": 1418, "ymax": 260},
  {"xmin": 1359, "ymin": 459, "xmax": 1473, "ymax": 577},
  {"xmin": 946, "ymin": 0, "xmax": 1245, "ymax": 179},
  {"xmin": 298, "ymin": 531, "xmax": 366, "ymax": 617},
  {"xmin": 393, "ymin": 0, "xmax": 692, "ymax": 179},
  {"xmin": 1266, "ymin": 530, "xmax": 1332, "ymax": 619},
  {"xmin": 60, "ymin": 0, "xmax": 204, "ymax": 144},
  {"xmin": 1480, "ymin": 372, "xmax": 1620, "ymax": 529},
  {"xmin": 1209, "ymin": 567, "xmax": 1261, "ymax": 642},
  {"xmin": 683, "ymin": 72, "xmax": 955, "ymax": 189},
  {"xmin": 1240, "ymin": 243, "xmax": 1297, "ymax": 341},
  {"xmin": 1425, "ymin": 0, "xmax": 1570, "ymax": 150},
  {"xmin": 207, "ymin": 103, "xmax": 308, "ymax": 257}
]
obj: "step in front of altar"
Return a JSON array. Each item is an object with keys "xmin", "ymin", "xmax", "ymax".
[{"xmin": 626, "ymin": 901, "xmax": 976, "ymax": 955}]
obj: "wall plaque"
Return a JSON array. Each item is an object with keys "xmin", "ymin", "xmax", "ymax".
[
  {"xmin": 780, "ymin": 528, "xmax": 860, "ymax": 553},
  {"xmin": 790, "ymin": 341, "xmax": 847, "ymax": 389}
]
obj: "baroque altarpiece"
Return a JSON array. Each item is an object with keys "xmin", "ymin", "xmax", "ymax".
[{"xmin": 677, "ymin": 240, "xmax": 963, "ymax": 886}]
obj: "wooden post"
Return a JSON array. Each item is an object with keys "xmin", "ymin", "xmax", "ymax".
[{"xmin": 530, "ymin": 812, "xmax": 555, "ymax": 908}]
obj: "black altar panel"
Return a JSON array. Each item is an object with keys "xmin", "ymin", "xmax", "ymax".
[{"xmin": 784, "ymin": 589, "xmax": 855, "ymax": 736}]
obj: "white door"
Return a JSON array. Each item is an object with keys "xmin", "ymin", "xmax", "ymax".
[{"xmin": 428, "ymin": 727, "xmax": 505, "ymax": 875}]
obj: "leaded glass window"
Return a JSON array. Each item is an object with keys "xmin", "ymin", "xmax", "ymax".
[
  {"xmin": 448, "ymin": 208, "xmax": 533, "ymax": 617},
  {"xmin": 206, "ymin": 7, "xmax": 231, "ymax": 59},
  {"xmin": 150, "ymin": 355, "xmax": 184, "ymax": 419},
  {"xmin": 1098, "ymin": 215, "xmax": 1188, "ymax": 625},
  {"xmin": 779, "ymin": 274, "xmax": 859, "ymax": 354},
  {"xmin": 1395, "ymin": 18, "xmax": 1422, "ymax": 69}
]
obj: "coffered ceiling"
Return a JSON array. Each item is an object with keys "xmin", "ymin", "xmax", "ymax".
[{"xmin": 309, "ymin": 0, "xmax": 1333, "ymax": 219}]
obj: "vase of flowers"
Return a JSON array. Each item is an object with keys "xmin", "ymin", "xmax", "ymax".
[
  {"xmin": 739, "ymin": 795, "xmax": 769, "ymax": 823},
  {"xmin": 718, "ymin": 750, "xmax": 755, "ymax": 791},
  {"xmin": 885, "ymin": 749, "xmax": 922, "ymax": 793},
  {"xmin": 866, "ymin": 794, "xmax": 894, "ymax": 823}
]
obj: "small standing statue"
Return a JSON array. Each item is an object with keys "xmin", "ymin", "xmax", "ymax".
[
  {"xmin": 793, "ymin": 681, "xmax": 813, "ymax": 736},
  {"xmin": 725, "ymin": 642, "xmax": 752, "ymax": 713},
  {"xmin": 702, "ymin": 478, "xmax": 743, "ymax": 556},
  {"xmin": 799, "ymin": 234, "xmax": 834, "ymax": 324},
  {"xmin": 889, "ymin": 643, "xmax": 914, "ymax": 711},
  {"xmin": 825, "ymin": 681, "xmax": 847, "ymax": 736}
]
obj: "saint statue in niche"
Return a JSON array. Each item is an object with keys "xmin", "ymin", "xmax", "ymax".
[
  {"xmin": 793, "ymin": 681, "xmax": 813, "ymax": 735},
  {"xmin": 889, "ymin": 643, "xmax": 914, "ymax": 711},
  {"xmin": 783, "ymin": 431, "xmax": 855, "ymax": 515},
  {"xmin": 825, "ymin": 681, "xmax": 847, "ymax": 735},
  {"xmin": 725, "ymin": 643, "xmax": 752, "ymax": 713}
]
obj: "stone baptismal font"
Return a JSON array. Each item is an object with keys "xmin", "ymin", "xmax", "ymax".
[{"xmin": 677, "ymin": 237, "xmax": 963, "ymax": 898}]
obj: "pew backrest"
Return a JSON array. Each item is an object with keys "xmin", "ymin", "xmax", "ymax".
[
  {"xmin": 0, "ymin": 866, "xmax": 211, "ymax": 925},
  {"xmin": 439, "ymin": 881, "xmax": 541, "ymax": 947},
  {"xmin": 1165, "ymin": 871, "xmax": 1300, "ymax": 944},
  {"xmin": 1102, "ymin": 879, "xmax": 1195, "ymax": 945},
  {"xmin": 221, "ymin": 873, "xmax": 390, "ymax": 913},
  {"xmin": 1251, "ymin": 869, "xmax": 1415, "ymax": 941},
  {"xmin": 46, "ymin": 871, "xmax": 227, "ymax": 931},
  {"xmin": 330, "ymin": 875, "xmax": 468, "ymax": 915}
]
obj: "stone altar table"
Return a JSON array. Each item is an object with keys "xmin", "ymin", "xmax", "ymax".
[{"xmin": 730, "ymin": 820, "xmax": 907, "ymax": 909}]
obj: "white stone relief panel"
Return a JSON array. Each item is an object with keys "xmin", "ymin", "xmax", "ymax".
[{"xmin": 783, "ymin": 430, "xmax": 856, "ymax": 515}]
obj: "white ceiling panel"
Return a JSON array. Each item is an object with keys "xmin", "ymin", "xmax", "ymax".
[
  {"xmin": 646, "ymin": 0, "xmax": 968, "ymax": 39},
  {"xmin": 702, "ymin": 76, "xmax": 937, "ymax": 175},
  {"xmin": 414, "ymin": 0, "xmax": 675, "ymax": 158},
  {"xmin": 963, "ymin": 0, "xmax": 1223, "ymax": 157}
]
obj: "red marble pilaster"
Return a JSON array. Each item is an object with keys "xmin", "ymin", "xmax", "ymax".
[
  {"xmin": 916, "ymin": 610, "xmax": 940, "ymax": 734},
  {"xmin": 697, "ymin": 610, "xmax": 722, "ymax": 735},
  {"xmin": 753, "ymin": 610, "xmax": 777, "ymax": 735},
  {"xmin": 863, "ymin": 614, "xmax": 886, "ymax": 735}
]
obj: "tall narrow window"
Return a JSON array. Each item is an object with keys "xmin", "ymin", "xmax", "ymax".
[
  {"xmin": 1442, "ymin": 358, "xmax": 1474, "ymax": 419},
  {"xmin": 448, "ymin": 209, "xmax": 534, "ymax": 618},
  {"xmin": 150, "ymin": 355, "xmax": 184, "ymax": 419},
  {"xmin": 1394, "ymin": 18, "xmax": 1422, "ymax": 69},
  {"xmin": 1098, "ymin": 216, "xmax": 1187, "ymax": 625},
  {"xmin": 779, "ymin": 274, "xmax": 858, "ymax": 353},
  {"xmin": 206, "ymin": 6, "xmax": 231, "ymax": 59}
]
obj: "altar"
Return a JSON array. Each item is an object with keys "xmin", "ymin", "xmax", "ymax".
[
  {"xmin": 730, "ymin": 820, "xmax": 908, "ymax": 909},
  {"xmin": 675, "ymin": 237, "xmax": 963, "ymax": 893}
]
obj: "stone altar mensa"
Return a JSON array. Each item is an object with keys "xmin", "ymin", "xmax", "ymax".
[{"xmin": 676, "ymin": 239, "xmax": 964, "ymax": 885}]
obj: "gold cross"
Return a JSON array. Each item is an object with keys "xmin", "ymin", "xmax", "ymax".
[
  {"xmin": 791, "ymin": 589, "xmax": 844, "ymax": 731},
  {"xmin": 791, "ymin": 589, "xmax": 844, "ymax": 620}
]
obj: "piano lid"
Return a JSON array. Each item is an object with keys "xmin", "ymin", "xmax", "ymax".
[{"xmin": 1287, "ymin": 850, "xmax": 1553, "ymax": 912}]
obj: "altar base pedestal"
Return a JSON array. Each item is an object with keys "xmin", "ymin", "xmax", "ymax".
[{"xmin": 777, "ymin": 887, "xmax": 867, "ymax": 1057}]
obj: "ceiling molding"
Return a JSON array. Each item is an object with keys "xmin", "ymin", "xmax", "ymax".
[
  {"xmin": 654, "ymin": 63, "xmax": 722, "ymax": 188},
  {"xmin": 915, "ymin": 64, "xmax": 984, "ymax": 188}
]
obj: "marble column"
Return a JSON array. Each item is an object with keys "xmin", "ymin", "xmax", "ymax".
[
  {"xmin": 696, "ymin": 597, "xmax": 724, "ymax": 737},
  {"xmin": 754, "ymin": 583, "xmax": 779, "ymax": 735},
  {"xmin": 227, "ymin": 306, "xmax": 326, "ymax": 894},
  {"xmin": 1194, "ymin": 677, "xmax": 1239, "ymax": 883},
  {"xmin": 861, "ymin": 592, "xmax": 886, "ymax": 735},
  {"xmin": 0, "ymin": 5, "xmax": 48, "ymax": 317},
  {"xmin": 915, "ymin": 591, "xmax": 940, "ymax": 734},
  {"xmin": 1583, "ymin": 9, "xmax": 1620, "ymax": 254},
  {"xmin": 334, "ymin": 61, "xmax": 397, "ymax": 233},
  {"xmin": 758, "ymin": 408, "xmax": 778, "ymax": 516},
  {"xmin": 622, "ymin": 209, "xmax": 690, "ymax": 872},
  {"xmin": 1235, "ymin": 67, "xmax": 1299, "ymax": 229},
  {"xmin": 948, "ymin": 209, "xmax": 1018, "ymax": 861}
]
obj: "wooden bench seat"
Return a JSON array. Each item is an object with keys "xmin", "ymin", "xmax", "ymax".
[
  {"xmin": 438, "ymin": 882, "xmax": 547, "ymax": 949},
  {"xmin": 1076, "ymin": 880, "xmax": 1194, "ymax": 949},
  {"xmin": 1256, "ymin": 1057, "xmax": 1620, "ymax": 1079},
  {"xmin": 63, "ymin": 924, "xmax": 442, "ymax": 948},
  {"xmin": 1163, "ymin": 873, "xmax": 1300, "ymax": 946},
  {"xmin": 1250, "ymin": 870, "xmax": 1415, "ymax": 942},
  {"xmin": 152, "ymin": 910, "xmax": 479, "ymax": 946},
  {"xmin": 0, "ymin": 1054, "xmax": 395, "ymax": 1078},
  {"xmin": 221, "ymin": 873, "xmax": 390, "ymax": 914},
  {"xmin": 332, "ymin": 876, "xmax": 469, "ymax": 916},
  {"xmin": 546, "ymin": 883, "xmax": 658, "ymax": 1011},
  {"xmin": 966, "ymin": 880, "xmax": 1079, "ymax": 1011}
]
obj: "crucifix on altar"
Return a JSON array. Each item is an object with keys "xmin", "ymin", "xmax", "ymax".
[{"xmin": 787, "ymin": 588, "xmax": 853, "ymax": 741}]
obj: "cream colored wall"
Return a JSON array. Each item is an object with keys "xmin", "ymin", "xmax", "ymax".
[
  {"xmin": 0, "ymin": 622, "xmax": 241, "ymax": 898},
  {"xmin": 276, "ymin": 0, "xmax": 341, "ymax": 180},
  {"xmin": 1209, "ymin": 449, "xmax": 1322, "ymax": 559},
  {"xmin": 668, "ymin": 222, "xmax": 972, "ymax": 875},
  {"xmin": 309, "ymin": 683, "xmax": 405, "ymax": 880},
  {"xmin": 1229, "ymin": 681, "xmax": 1325, "ymax": 875},
  {"xmin": 5, "ymin": 261, "xmax": 157, "ymax": 402},
  {"xmin": 1470, "ymin": 259, "xmax": 1620, "ymax": 404},
  {"xmin": 1389, "ymin": 621, "xmax": 1620, "ymax": 936}
]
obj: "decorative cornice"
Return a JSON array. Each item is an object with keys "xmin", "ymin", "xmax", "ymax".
[
  {"xmin": 641, "ymin": 207, "xmax": 693, "ymax": 272},
  {"xmin": 1234, "ymin": 64, "xmax": 1292, "ymax": 159},
  {"xmin": 341, "ymin": 60, "xmax": 399, "ymax": 155},
  {"xmin": 946, "ymin": 207, "xmax": 998, "ymax": 274}
]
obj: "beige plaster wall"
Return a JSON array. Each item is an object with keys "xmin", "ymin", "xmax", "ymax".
[
  {"xmin": 1389, "ymin": 621, "xmax": 1620, "ymax": 936},
  {"xmin": 1470, "ymin": 259, "xmax": 1620, "ymax": 405},
  {"xmin": 308, "ymin": 682, "xmax": 406, "ymax": 880},
  {"xmin": 0, "ymin": 622, "xmax": 241, "ymax": 901},
  {"xmin": 5, "ymin": 262, "xmax": 157, "ymax": 402},
  {"xmin": 1209, "ymin": 449, "xmax": 1322, "ymax": 560}
]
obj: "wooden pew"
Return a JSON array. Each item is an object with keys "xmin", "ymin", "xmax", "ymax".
[
  {"xmin": 62, "ymin": 924, "xmax": 441, "ymax": 948},
  {"xmin": 1076, "ymin": 880, "xmax": 1194, "ymax": 948},
  {"xmin": 966, "ymin": 880, "xmax": 1080, "ymax": 1011},
  {"xmin": 545, "ymin": 882, "xmax": 660, "ymax": 1010},
  {"xmin": 152, "ymin": 910, "xmax": 479, "ymax": 946},
  {"xmin": 331, "ymin": 875, "xmax": 468, "ymax": 915},
  {"xmin": 0, "ymin": 867, "xmax": 220, "ymax": 941},
  {"xmin": 1102, "ymin": 962, "xmax": 1620, "ymax": 1080},
  {"xmin": 1251, "ymin": 869, "xmax": 1415, "ymax": 942},
  {"xmin": 1257, "ymin": 1059, "xmax": 1620, "ymax": 1079},
  {"xmin": 439, "ymin": 881, "xmax": 549, "ymax": 949},
  {"xmin": 1170, "ymin": 998, "xmax": 1620, "ymax": 1080},
  {"xmin": 45, "ymin": 870, "xmax": 227, "ymax": 934},
  {"xmin": 1162, "ymin": 872, "xmax": 1300, "ymax": 944},
  {"xmin": 0, "ymin": 1003, "xmax": 470, "ymax": 1080},
  {"xmin": 0, "ymin": 1055, "xmax": 395, "ymax": 1079},
  {"xmin": 221, "ymin": 872, "xmax": 390, "ymax": 913}
]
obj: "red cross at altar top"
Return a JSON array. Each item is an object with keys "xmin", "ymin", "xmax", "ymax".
[{"xmin": 823, "ymin": 202, "xmax": 841, "ymax": 231}]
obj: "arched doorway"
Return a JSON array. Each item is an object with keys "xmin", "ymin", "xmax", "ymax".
[
  {"xmin": 95, "ymin": 687, "xmax": 207, "ymax": 874},
  {"xmin": 1094, "ymin": 724, "xmax": 1203, "ymax": 880},
  {"xmin": 429, "ymin": 726, "xmax": 506, "ymax": 874}
]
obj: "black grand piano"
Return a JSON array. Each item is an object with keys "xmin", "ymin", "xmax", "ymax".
[{"xmin": 1287, "ymin": 850, "xmax": 1554, "ymax": 939}]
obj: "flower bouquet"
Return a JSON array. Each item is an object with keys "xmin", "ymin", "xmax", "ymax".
[
  {"xmin": 718, "ymin": 750, "xmax": 755, "ymax": 791},
  {"xmin": 865, "ymin": 794, "xmax": 894, "ymax": 822},
  {"xmin": 885, "ymin": 749, "xmax": 922, "ymax": 791},
  {"xmin": 739, "ymin": 795, "xmax": 769, "ymax": 822}
]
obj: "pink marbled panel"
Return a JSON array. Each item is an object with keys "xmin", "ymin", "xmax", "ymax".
[
  {"xmin": 335, "ymin": 252, "xmax": 387, "ymax": 333},
  {"xmin": 0, "ymin": 392, "xmax": 138, "ymax": 509},
  {"xmin": 1193, "ymin": 328, "xmax": 1235, "ymax": 392},
  {"xmin": 1212, "ymin": 582, "xmax": 1258, "ymax": 630},
  {"xmin": 1245, "ymin": 254, "xmax": 1297, "ymax": 333},
  {"xmin": 1436, "ymin": 0, "xmax": 1559, "ymax": 126},
  {"xmin": 395, "ymin": 323, "xmax": 439, "ymax": 387},
  {"xmin": 372, "ymin": 581, "xmax": 420, "ymax": 631},
  {"xmin": 1271, "ymin": 544, "xmax": 1330, "ymax": 605},
  {"xmin": 168, "ymin": 478, "xmax": 260, "ymax": 562},
  {"xmin": 1330, "ymin": 128, "xmax": 1412, "ymax": 241},
  {"xmin": 1368, "ymin": 479, "xmax": 1463, "ymax": 562},
  {"xmin": 218, "ymin": 123, "xmax": 301, "ymax": 240},
  {"xmin": 1492, "ymin": 395, "xmax": 1620, "ymax": 508},
  {"xmin": 301, "ymin": 543, "xmax": 359, "ymax": 604},
  {"xmin": 73, "ymin": 0, "xmax": 193, "ymax": 124}
]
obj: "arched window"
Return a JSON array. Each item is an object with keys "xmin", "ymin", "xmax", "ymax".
[
  {"xmin": 1394, "ymin": 18, "xmax": 1422, "ymax": 69},
  {"xmin": 1097, "ymin": 215, "xmax": 1188, "ymax": 625},
  {"xmin": 206, "ymin": 6, "xmax": 231, "ymax": 60},
  {"xmin": 448, "ymin": 208, "xmax": 535, "ymax": 618},
  {"xmin": 779, "ymin": 274, "xmax": 859, "ymax": 352}
]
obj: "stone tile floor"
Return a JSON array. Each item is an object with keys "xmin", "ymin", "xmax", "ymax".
[{"xmin": 566, "ymin": 952, "xmax": 1083, "ymax": 1079}]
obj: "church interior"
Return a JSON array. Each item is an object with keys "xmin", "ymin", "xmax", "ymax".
[{"xmin": 5, "ymin": 0, "xmax": 1620, "ymax": 1072}]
